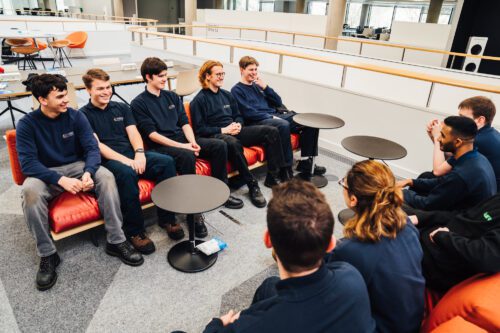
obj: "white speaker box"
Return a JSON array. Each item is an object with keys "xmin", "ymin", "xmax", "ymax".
[{"xmin": 462, "ymin": 36, "xmax": 488, "ymax": 73}]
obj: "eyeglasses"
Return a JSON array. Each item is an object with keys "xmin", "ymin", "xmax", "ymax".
[
  {"xmin": 214, "ymin": 72, "xmax": 225, "ymax": 78},
  {"xmin": 338, "ymin": 177, "xmax": 348, "ymax": 190}
]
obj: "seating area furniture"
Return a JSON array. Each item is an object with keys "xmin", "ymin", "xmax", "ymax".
[
  {"xmin": 174, "ymin": 68, "xmax": 199, "ymax": 101},
  {"xmin": 65, "ymin": 31, "xmax": 88, "ymax": 58},
  {"xmin": 49, "ymin": 39, "xmax": 72, "ymax": 68},
  {"xmin": 5, "ymin": 102, "xmax": 300, "ymax": 242},
  {"xmin": 422, "ymin": 273, "xmax": 500, "ymax": 332},
  {"xmin": 10, "ymin": 46, "xmax": 43, "ymax": 70}
]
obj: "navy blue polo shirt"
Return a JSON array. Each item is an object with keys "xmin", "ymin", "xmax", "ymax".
[
  {"xmin": 475, "ymin": 124, "xmax": 500, "ymax": 191},
  {"xmin": 80, "ymin": 101, "xmax": 135, "ymax": 155},
  {"xmin": 130, "ymin": 88, "xmax": 189, "ymax": 149}
]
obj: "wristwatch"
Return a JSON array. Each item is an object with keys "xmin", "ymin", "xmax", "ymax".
[{"xmin": 135, "ymin": 148, "xmax": 145, "ymax": 153}]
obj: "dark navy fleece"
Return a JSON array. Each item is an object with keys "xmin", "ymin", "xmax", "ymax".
[
  {"xmin": 475, "ymin": 124, "xmax": 500, "ymax": 191},
  {"xmin": 16, "ymin": 107, "xmax": 100, "ymax": 185},
  {"xmin": 231, "ymin": 82, "xmax": 282, "ymax": 123}
]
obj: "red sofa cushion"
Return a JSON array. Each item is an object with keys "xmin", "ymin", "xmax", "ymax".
[
  {"xmin": 195, "ymin": 147, "xmax": 259, "ymax": 175},
  {"xmin": 291, "ymin": 133, "xmax": 299, "ymax": 150},
  {"xmin": 431, "ymin": 316, "xmax": 487, "ymax": 333}
]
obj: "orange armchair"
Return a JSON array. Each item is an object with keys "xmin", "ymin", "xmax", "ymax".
[{"xmin": 65, "ymin": 31, "xmax": 88, "ymax": 57}]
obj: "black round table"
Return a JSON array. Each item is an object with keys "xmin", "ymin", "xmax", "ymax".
[
  {"xmin": 341, "ymin": 135, "xmax": 407, "ymax": 160},
  {"xmin": 339, "ymin": 135, "xmax": 407, "ymax": 226},
  {"xmin": 151, "ymin": 175, "xmax": 230, "ymax": 273},
  {"xmin": 293, "ymin": 113, "xmax": 345, "ymax": 188}
]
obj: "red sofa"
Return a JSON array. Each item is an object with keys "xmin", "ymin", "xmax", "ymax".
[{"xmin": 6, "ymin": 102, "xmax": 299, "ymax": 241}]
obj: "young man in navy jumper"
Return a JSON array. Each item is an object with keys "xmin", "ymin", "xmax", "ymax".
[
  {"xmin": 231, "ymin": 56, "xmax": 326, "ymax": 179},
  {"xmin": 399, "ymin": 116, "xmax": 496, "ymax": 212},
  {"xmin": 80, "ymin": 68, "xmax": 179, "ymax": 247},
  {"xmin": 131, "ymin": 58, "xmax": 244, "ymax": 238},
  {"xmin": 17, "ymin": 74, "xmax": 143, "ymax": 291},
  {"xmin": 203, "ymin": 180, "xmax": 375, "ymax": 333}
]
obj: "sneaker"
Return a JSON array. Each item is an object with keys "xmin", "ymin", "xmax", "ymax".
[
  {"xmin": 163, "ymin": 223, "xmax": 185, "ymax": 240},
  {"xmin": 106, "ymin": 241, "xmax": 144, "ymax": 266},
  {"xmin": 36, "ymin": 253, "xmax": 61, "ymax": 291},
  {"xmin": 194, "ymin": 214, "xmax": 208, "ymax": 238},
  {"xmin": 264, "ymin": 172, "xmax": 282, "ymax": 188},
  {"xmin": 224, "ymin": 195, "xmax": 244, "ymax": 209},
  {"xmin": 248, "ymin": 182, "xmax": 267, "ymax": 208},
  {"xmin": 129, "ymin": 233, "xmax": 156, "ymax": 255},
  {"xmin": 296, "ymin": 158, "xmax": 327, "ymax": 176}
]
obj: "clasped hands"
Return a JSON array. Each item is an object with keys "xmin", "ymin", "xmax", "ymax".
[
  {"xmin": 426, "ymin": 119, "xmax": 442, "ymax": 142},
  {"xmin": 222, "ymin": 122, "xmax": 241, "ymax": 135},
  {"xmin": 58, "ymin": 171, "xmax": 94, "ymax": 194}
]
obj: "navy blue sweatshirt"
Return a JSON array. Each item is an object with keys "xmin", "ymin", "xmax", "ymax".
[
  {"xmin": 203, "ymin": 262, "xmax": 376, "ymax": 333},
  {"xmin": 231, "ymin": 82, "xmax": 282, "ymax": 123},
  {"xmin": 130, "ymin": 88, "xmax": 189, "ymax": 148},
  {"xmin": 475, "ymin": 124, "xmax": 500, "ymax": 191},
  {"xmin": 190, "ymin": 88, "xmax": 243, "ymax": 137},
  {"xmin": 16, "ymin": 107, "xmax": 100, "ymax": 185},
  {"xmin": 326, "ymin": 221, "xmax": 425, "ymax": 333},
  {"xmin": 405, "ymin": 150, "xmax": 497, "ymax": 211}
]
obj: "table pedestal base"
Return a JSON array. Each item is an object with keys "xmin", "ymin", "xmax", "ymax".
[
  {"xmin": 338, "ymin": 208, "xmax": 355, "ymax": 225},
  {"xmin": 168, "ymin": 240, "xmax": 218, "ymax": 273},
  {"xmin": 297, "ymin": 173, "xmax": 328, "ymax": 188}
]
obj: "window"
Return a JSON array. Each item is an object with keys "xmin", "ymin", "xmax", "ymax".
[
  {"xmin": 234, "ymin": 0, "xmax": 246, "ymax": 11},
  {"xmin": 345, "ymin": 2, "xmax": 362, "ymax": 27},
  {"xmin": 308, "ymin": 1, "xmax": 327, "ymax": 16},
  {"xmin": 368, "ymin": 5, "xmax": 394, "ymax": 28},
  {"xmin": 394, "ymin": 6, "xmax": 422, "ymax": 23},
  {"xmin": 420, "ymin": 5, "xmax": 454, "ymax": 24},
  {"xmin": 260, "ymin": 1, "xmax": 274, "ymax": 12},
  {"xmin": 248, "ymin": 0, "xmax": 259, "ymax": 11}
]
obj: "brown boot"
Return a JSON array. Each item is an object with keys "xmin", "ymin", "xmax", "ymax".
[
  {"xmin": 129, "ymin": 233, "xmax": 156, "ymax": 255},
  {"xmin": 163, "ymin": 223, "xmax": 185, "ymax": 240}
]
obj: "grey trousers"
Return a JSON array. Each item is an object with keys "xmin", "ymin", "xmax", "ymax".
[{"xmin": 21, "ymin": 161, "xmax": 126, "ymax": 257}]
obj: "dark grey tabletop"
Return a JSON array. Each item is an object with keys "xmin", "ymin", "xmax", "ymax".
[
  {"xmin": 151, "ymin": 175, "xmax": 230, "ymax": 215},
  {"xmin": 293, "ymin": 113, "xmax": 345, "ymax": 129},
  {"xmin": 341, "ymin": 135, "xmax": 407, "ymax": 160}
]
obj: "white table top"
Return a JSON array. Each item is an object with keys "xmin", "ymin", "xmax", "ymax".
[{"xmin": 0, "ymin": 30, "xmax": 66, "ymax": 38}]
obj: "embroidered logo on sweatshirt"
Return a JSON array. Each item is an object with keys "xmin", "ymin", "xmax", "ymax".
[
  {"xmin": 483, "ymin": 212, "xmax": 493, "ymax": 222},
  {"xmin": 168, "ymin": 104, "xmax": 175, "ymax": 110},
  {"xmin": 62, "ymin": 131, "xmax": 74, "ymax": 139},
  {"xmin": 223, "ymin": 105, "xmax": 231, "ymax": 109},
  {"xmin": 113, "ymin": 117, "xmax": 124, "ymax": 122}
]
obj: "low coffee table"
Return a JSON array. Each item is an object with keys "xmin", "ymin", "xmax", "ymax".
[
  {"xmin": 338, "ymin": 135, "xmax": 407, "ymax": 225},
  {"xmin": 293, "ymin": 113, "xmax": 345, "ymax": 188},
  {"xmin": 151, "ymin": 175, "xmax": 230, "ymax": 273}
]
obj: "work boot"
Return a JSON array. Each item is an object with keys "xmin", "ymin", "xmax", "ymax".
[
  {"xmin": 296, "ymin": 158, "xmax": 327, "ymax": 176},
  {"xmin": 224, "ymin": 195, "xmax": 244, "ymax": 209},
  {"xmin": 129, "ymin": 233, "xmax": 156, "ymax": 255},
  {"xmin": 162, "ymin": 223, "xmax": 185, "ymax": 240},
  {"xmin": 248, "ymin": 181, "xmax": 267, "ymax": 208},
  {"xmin": 279, "ymin": 166, "xmax": 293, "ymax": 182},
  {"xmin": 264, "ymin": 172, "xmax": 282, "ymax": 188},
  {"xmin": 194, "ymin": 214, "xmax": 208, "ymax": 238},
  {"xmin": 106, "ymin": 241, "xmax": 144, "ymax": 266},
  {"xmin": 36, "ymin": 252, "xmax": 61, "ymax": 291}
]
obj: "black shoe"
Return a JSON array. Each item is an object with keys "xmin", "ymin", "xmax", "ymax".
[
  {"xmin": 162, "ymin": 223, "xmax": 185, "ymax": 240},
  {"xmin": 194, "ymin": 214, "xmax": 208, "ymax": 238},
  {"xmin": 106, "ymin": 241, "xmax": 144, "ymax": 266},
  {"xmin": 279, "ymin": 167, "xmax": 293, "ymax": 182},
  {"xmin": 296, "ymin": 158, "xmax": 327, "ymax": 176},
  {"xmin": 224, "ymin": 195, "xmax": 244, "ymax": 209},
  {"xmin": 248, "ymin": 182, "xmax": 267, "ymax": 208},
  {"xmin": 36, "ymin": 253, "xmax": 60, "ymax": 291},
  {"xmin": 264, "ymin": 172, "xmax": 282, "ymax": 188}
]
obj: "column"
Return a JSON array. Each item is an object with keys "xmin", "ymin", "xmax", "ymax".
[
  {"xmin": 296, "ymin": 0, "xmax": 306, "ymax": 14},
  {"xmin": 215, "ymin": 0, "xmax": 224, "ymax": 9},
  {"xmin": 426, "ymin": 0, "xmax": 444, "ymax": 23},
  {"xmin": 359, "ymin": 3, "xmax": 369, "ymax": 27},
  {"xmin": 324, "ymin": 0, "xmax": 347, "ymax": 50},
  {"xmin": 185, "ymin": 0, "xmax": 197, "ymax": 35}
]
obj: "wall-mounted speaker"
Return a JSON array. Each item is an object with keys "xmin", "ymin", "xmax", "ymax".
[{"xmin": 462, "ymin": 36, "xmax": 488, "ymax": 73}]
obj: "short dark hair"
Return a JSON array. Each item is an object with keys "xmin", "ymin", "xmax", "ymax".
[
  {"xmin": 458, "ymin": 96, "xmax": 496, "ymax": 125},
  {"xmin": 31, "ymin": 74, "xmax": 67, "ymax": 100},
  {"xmin": 140, "ymin": 57, "xmax": 168, "ymax": 82},
  {"xmin": 82, "ymin": 68, "xmax": 110, "ymax": 89},
  {"xmin": 267, "ymin": 179, "xmax": 334, "ymax": 273},
  {"xmin": 444, "ymin": 115, "xmax": 478, "ymax": 139},
  {"xmin": 239, "ymin": 56, "xmax": 259, "ymax": 69}
]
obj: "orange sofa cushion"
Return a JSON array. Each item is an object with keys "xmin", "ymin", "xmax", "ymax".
[
  {"xmin": 422, "ymin": 273, "xmax": 500, "ymax": 333},
  {"xmin": 431, "ymin": 316, "xmax": 487, "ymax": 333},
  {"xmin": 6, "ymin": 130, "xmax": 26, "ymax": 185}
]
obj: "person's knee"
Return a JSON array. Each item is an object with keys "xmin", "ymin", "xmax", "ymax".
[
  {"xmin": 178, "ymin": 150, "xmax": 197, "ymax": 167},
  {"xmin": 265, "ymin": 126, "xmax": 280, "ymax": 141},
  {"xmin": 22, "ymin": 179, "xmax": 46, "ymax": 207},
  {"xmin": 95, "ymin": 166, "xmax": 118, "ymax": 188},
  {"xmin": 225, "ymin": 136, "xmax": 243, "ymax": 152},
  {"xmin": 158, "ymin": 155, "xmax": 177, "ymax": 176}
]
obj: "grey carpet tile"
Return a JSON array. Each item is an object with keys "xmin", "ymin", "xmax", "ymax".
[
  {"xmin": 0, "ymin": 214, "xmax": 122, "ymax": 333},
  {"xmin": 219, "ymin": 264, "xmax": 278, "ymax": 315}
]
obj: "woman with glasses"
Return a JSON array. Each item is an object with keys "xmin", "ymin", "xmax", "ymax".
[
  {"xmin": 327, "ymin": 160, "xmax": 425, "ymax": 333},
  {"xmin": 190, "ymin": 60, "xmax": 290, "ymax": 208}
]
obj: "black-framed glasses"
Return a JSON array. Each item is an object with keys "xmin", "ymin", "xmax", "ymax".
[
  {"xmin": 215, "ymin": 72, "xmax": 226, "ymax": 78},
  {"xmin": 338, "ymin": 177, "xmax": 348, "ymax": 190}
]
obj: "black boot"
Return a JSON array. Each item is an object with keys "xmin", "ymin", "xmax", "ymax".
[
  {"xmin": 106, "ymin": 241, "xmax": 144, "ymax": 266},
  {"xmin": 194, "ymin": 214, "xmax": 208, "ymax": 238},
  {"xmin": 264, "ymin": 172, "xmax": 282, "ymax": 188},
  {"xmin": 36, "ymin": 253, "xmax": 61, "ymax": 291},
  {"xmin": 296, "ymin": 158, "xmax": 327, "ymax": 176},
  {"xmin": 280, "ymin": 166, "xmax": 293, "ymax": 182},
  {"xmin": 248, "ymin": 181, "xmax": 267, "ymax": 208},
  {"xmin": 224, "ymin": 195, "xmax": 244, "ymax": 209}
]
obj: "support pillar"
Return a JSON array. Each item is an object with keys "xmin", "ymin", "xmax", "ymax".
[
  {"xmin": 296, "ymin": 0, "xmax": 305, "ymax": 14},
  {"xmin": 359, "ymin": 4, "xmax": 369, "ymax": 28},
  {"xmin": 185, "ymin": 0, "xmax": 197, "ymax": 35},
  {"xmin": 426, "ymin": 0, "xmax": 444, "ymax": 23},
  {"xmin": 324, "ymin": 0, "xmax": 347, "ymax": 50}
]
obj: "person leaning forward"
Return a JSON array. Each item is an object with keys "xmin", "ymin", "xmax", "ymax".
[
  {"xmin": 17, "ymin": 74, "xmax": 143, "ymax": 291},
  {"xmin": 130, "ymin": 57, "xmax": 244, "ymax": 239},
  {"xmin": 80, "ymin": 68, "xmax": 178, "ymax": 248}
]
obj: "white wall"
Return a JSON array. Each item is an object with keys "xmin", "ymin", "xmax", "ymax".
[
  {"xmin": 390, "ymin": 21, "xmax": 452, "ymax": 49},
  {"xmin": 196, "ymin": 9, "xmax": 327, "ymax": 35},
  {"xmin": 80, "ymin": 0, "xmax": 113, "ymax": 16}
]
